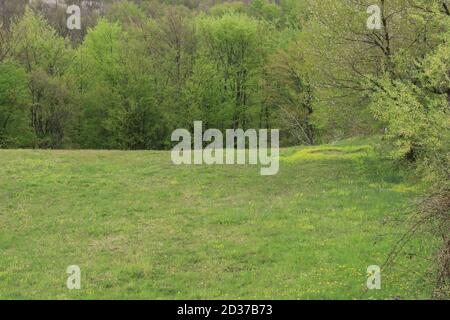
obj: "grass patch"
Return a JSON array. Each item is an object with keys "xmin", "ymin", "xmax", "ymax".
[{"xmin": 0, "ymin": 139, "xmax": 439, "ymax": 299}]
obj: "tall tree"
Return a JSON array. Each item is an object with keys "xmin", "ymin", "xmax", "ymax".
[
  {"xmin": 196, "ymin": 12, "xmax": 271, "ymax": 130},
  {"xmin": 11, "ymin": 7, "xmax": 74, "ymax": 148}
]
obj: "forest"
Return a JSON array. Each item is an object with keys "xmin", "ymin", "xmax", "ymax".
[
  {"xmin": 0, "ymin": 0, "xmax": 449, "ymax": 298},
  {"xmin": 0, "ymin": 1, "xmax": 448, "ymax": 150}
]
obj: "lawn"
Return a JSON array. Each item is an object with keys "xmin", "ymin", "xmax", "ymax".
[{"xmin": 0, "ymin": 138, "xmax": 438, "ymax": 299}]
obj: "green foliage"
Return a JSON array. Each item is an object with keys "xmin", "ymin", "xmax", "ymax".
[
  {"xmin": 75, "ymin": 18, "xmax": 168, "ymax": 149},
  {"xmin": 1, "ymin": 1, "xmax": 310, "ymax": 149},
  {"xmin": 11, "ymin": 7, "xmax": 71, "ymax": 75},
  {"xmin": 263, "ymin": 41, "xmax": 316, "ymax": 145},
  {"xmin": 9, "ymin": 8, "xmax": 75, "ymax": 148},
  {"xmin": 369, "ymin": 77, "xmax": 447, "ymax": 161},
  {"xmin": 1, "ymin": 1, "xmax": 448, "ymax": 167},
  {"xmin": 0, "ymin": 61, "xmax": 31, "ymax": 147},
  {"xmin": 195, "ymin": 12, "xmax": 273, "ymax": 129}
]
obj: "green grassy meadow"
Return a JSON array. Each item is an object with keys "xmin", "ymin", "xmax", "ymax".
[{"xmin": 0, "ymin": 138, "xmax": 438, "ymax": 299}]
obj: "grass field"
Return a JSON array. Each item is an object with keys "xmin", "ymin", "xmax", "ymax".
[{"xmin": 0, "ymin": 137, "xmax": 439, "ymax": 299}]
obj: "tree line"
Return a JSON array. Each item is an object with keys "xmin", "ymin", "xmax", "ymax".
[{"xmin": 0, "ymin": 0, "xmax": 314, "ymax": 149}]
